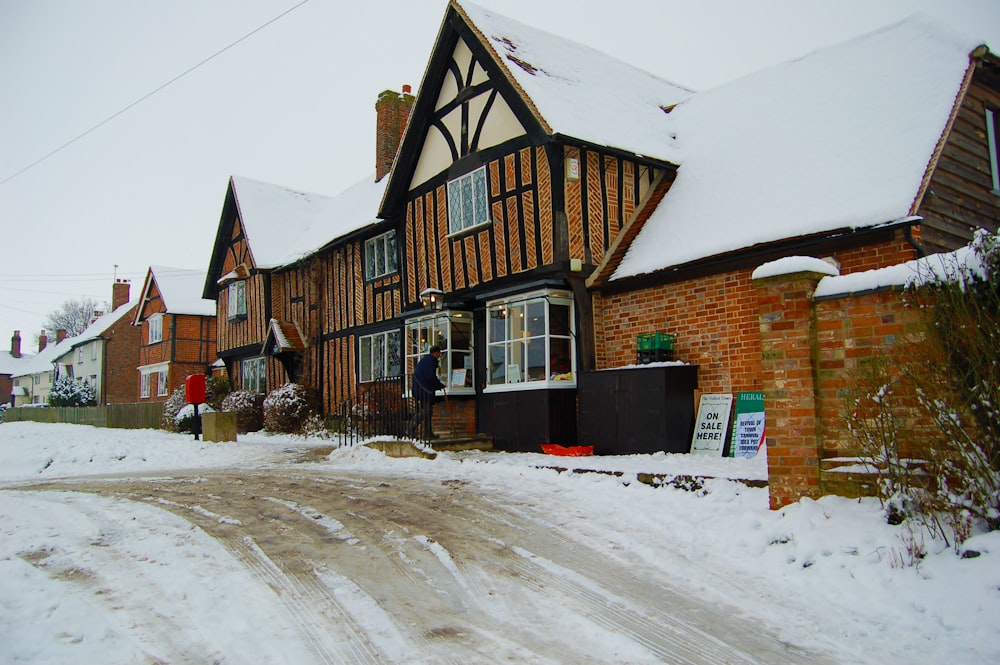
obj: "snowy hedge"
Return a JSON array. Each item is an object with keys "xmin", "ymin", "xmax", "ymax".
[
  {"xmin": 47, "ymin": 376, "xmax": 97, "ymax": 407},
  {"xmin": 262, "ymin": 383, "xmax": 317, "ymax": 434},
  {"xmin": 221, "ymin": 390, "xmax": 265, "ymax": 433}
]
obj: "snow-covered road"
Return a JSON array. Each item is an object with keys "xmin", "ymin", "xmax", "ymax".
[
  {"xmin": 8, "ymin": 467, "xmax": 835, "ymax": 664},
  {"xmin": 2, "ymin": 422, "xmax": 998, "ymax": 664}
]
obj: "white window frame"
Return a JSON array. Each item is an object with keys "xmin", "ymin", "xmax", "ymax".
[
  {"xmin": 446, "ymin": 166, "xmax": 490, "ymax": 235},
  {"xmin": 228, "ymin": 281, "xmax": 247, "ymax": 321},
  {"xmin": 241, "ymin": 356, "xmax": 266, "ymax": 394},
  {"xmin": 987, "ymin": 106, "xmax": 1000, "ymax": 195},
  {"xmin": 359, "ymin": 329, "xmax": 402, "ymax": 383},
  {"xmin": 91, "ymin": 343, "xmax": 97, "ymax": 361},
  {"xmin": 404, "ymin": 311, "xmax": 475, "ymax": 396},
  {"xmin": 364, "ymin": 230, "xmax": 398, "ymax": 280},
  {"xmin": 148, "ymin": 313, "xmax": 163, "ymax": 344},
  {"xmin": 138, "ymin": 362, "xmax": 168, "ymax": 399},
  {"xmin": 485, "ymin": 289, "xmax": 576, "ymax": 392}
]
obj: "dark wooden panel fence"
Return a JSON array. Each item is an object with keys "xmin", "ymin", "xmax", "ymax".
[
  {"xmin": 577, "ymin": 365, "xmax": 699, "ymax": 454},
  {"xmin": 4, "ymin": 403, "xmax": 165, "ymax": 430}
]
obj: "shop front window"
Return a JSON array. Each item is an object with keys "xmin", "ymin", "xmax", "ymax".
[
  {"xmin": 404, "ymin": 311, "xmax": 474, "ymax": 395},
  {"xmin": 486, "ymin": 290, "xmax": 575, "ymax": 390}
]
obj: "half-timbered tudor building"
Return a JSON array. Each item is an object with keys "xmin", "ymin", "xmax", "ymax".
[
  {"xmin": 202, "ymin": 168, "xmax": 398, "ymax": 411},
  {"xmin": 133, "ymin": 266, "xmax": 216, "ymax": 402},
  {"xmin": 376, "ymin": 2, "xmax": 999, "ymax": 459},
  {"xmin": 377, "ymin": 1, "xmax": 695, "ymax": 450}
]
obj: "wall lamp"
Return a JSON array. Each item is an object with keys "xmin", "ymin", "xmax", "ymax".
[{"xmin": 419, "ymin": 287, "xmax": 444, "ymax": 311}]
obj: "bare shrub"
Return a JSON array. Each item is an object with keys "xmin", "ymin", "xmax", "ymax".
[{"xmin": 845, "ymin": 230, "xmax": 1000, "ymax": 552}]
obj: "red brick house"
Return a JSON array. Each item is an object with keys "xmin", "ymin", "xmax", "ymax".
[
  {"xmin": 45, "ymin": 280, "xmax": 140, "ymax": 405},
  {"xmin": 134, "ymin": 266, "xmax": 216, "ymax": 402}
]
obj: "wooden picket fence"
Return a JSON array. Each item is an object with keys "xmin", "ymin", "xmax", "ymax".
[{"xmin": 4, "ymin": 403, "xmax": 165, "ymax": 430}]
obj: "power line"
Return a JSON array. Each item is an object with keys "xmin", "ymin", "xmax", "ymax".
[{"xmin": 1, "ymin": 0, "xmax": 310, "ymax": 186}]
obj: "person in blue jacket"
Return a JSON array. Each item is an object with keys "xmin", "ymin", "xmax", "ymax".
[{"xmin": 409, "ymin": 345, "xmax": 446, "ymax": 439}]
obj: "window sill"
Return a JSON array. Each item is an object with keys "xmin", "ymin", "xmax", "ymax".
[
  {"xmin": 227, "ymin": 315, "xmax": 247, "ymax": 323},
  {"xmin": 446, "ymin": 220, "xmax": 493, "ymax": 240},
  {"xmin": 483, "ymin": 380, "xmax": 577, "ymax": 394}
]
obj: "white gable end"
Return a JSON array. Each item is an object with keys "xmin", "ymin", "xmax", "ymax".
[{"xmin": 410, "ymin": 35, "xmax": 528, "ymax": 189}]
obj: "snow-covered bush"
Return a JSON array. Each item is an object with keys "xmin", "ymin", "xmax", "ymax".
[
  {"xmin": 220, "ymin": 390, "xmax": 264, "ymax": 433},
  {"xmin": 263, "ymin": 383, "xmax": 318, "ymax": 433},
  {"xmin": 847, "ymin": 230, "xmax": 1000, "ymax": 551},
  {"xmin": 161, "ymin": 388, "xmax": 188, "ymax": 432},
  {"xmin": 174, "ymin": 403, "xmax": 215, "ymax": 434},
  {"xmin": 0, "ymin": 403, "xmax": 7, "ymax": 423},
  {"xmin": 47, "ymin": 376, "xmax": 96, "ymax": 407}
]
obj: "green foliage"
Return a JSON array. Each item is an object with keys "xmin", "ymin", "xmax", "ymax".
[{"xmin": 205, "ymin": 375, "xmax": 232, "ymax": 410}]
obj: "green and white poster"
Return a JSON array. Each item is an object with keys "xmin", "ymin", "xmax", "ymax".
[{"xmin": 729, "ymin": 391, "xmax": 766, "ymax": 458}]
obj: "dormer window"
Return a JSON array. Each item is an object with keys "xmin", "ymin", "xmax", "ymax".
[
  {"xmin": 447, "ymin": 166, "xmax": 489, "ymax": 234},
  {"xmin": 228, "ymin": 281, "xmax": 247, "ymax": 321},
  {"xmin": 148, "ymin": 313, "xmax": 163, "ymax": 344}
]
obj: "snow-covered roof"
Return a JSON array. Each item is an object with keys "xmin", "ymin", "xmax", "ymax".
[
  {"xmin": 146, "ymin": 266, "xmax": 215, "ymax": 317},
  {"xmin": 457, "ymin": 1, "xmax": 693, "ymax": 160},
  {"xmin": 58, "ymin": 300, "xmax": 139, "ymax": 355},
  {"xmin": 612, "ymin": 15, "xmax": 983, "ymax": 281},
  {"xmin": 232, "ymin": 174, "xmax": 388, "ymax": 270},
  {"xmin": 0, "ymin": 349, "xmax": 34, "ymax": 375},
  {"xmin": 12, "ymin": 338, "xmax": 73, "ymax": 378}
]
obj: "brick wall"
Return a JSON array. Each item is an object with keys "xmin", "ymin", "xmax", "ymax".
[
  {"xmin": 103, "ymin": 304, "xmax": 142, "ymax": 404},
  {"xmin": 596, "ymin": 233, "xmax": 921, "ymax": 509}
]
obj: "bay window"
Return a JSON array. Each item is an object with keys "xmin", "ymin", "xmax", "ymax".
[
  {"xmin": 486, "ymin": 290, "xmax": 575, "ymax": 390},
  {"xmin": 405, "ymin": 311, "xmax": 474, "ymax": 395}
]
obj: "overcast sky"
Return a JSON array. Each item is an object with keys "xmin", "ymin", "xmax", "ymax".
[{"xmin": 2, "ymin": 0, "xmax": 998, "ymax": 347}]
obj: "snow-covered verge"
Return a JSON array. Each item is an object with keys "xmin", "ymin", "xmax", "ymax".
[{"xmin": 1, "ymin": 421, "xmax": 998, "ymax": 664}]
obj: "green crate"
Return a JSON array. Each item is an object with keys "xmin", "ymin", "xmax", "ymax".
[{"xmin": 636, "ymin": 332, "xmax": 675, "ymax": 351}]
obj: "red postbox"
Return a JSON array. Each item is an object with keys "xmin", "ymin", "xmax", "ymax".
[{"xmin": 185, "ymin": 374, "xmax": 207, "ymax": 405}]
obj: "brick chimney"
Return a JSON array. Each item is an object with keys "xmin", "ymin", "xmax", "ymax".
[
  {"xmin": 112, "ymin": 279, "xmax": 130, "ymax": 311},
  {"xmin": 38, "ymin": 330, "xmax": 48, "ymax": 352},
  {"xmin": 56, "ymin": 329, "xmax": 67, "ymax": 344},
  {"xmin": 375, "ymin": 85, "xmax": 415, "ymax": 182},
  {"xmin": 10, "ymin": 330, "xmax": 21, "ymax": 358}
]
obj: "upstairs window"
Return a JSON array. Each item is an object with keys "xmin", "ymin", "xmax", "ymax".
[
  {"xmin": 148, "ymin": 313, "xmax": 163, "ymax": 344},
  {"xmin": 228, "ymin": 281, "xmax": 247, "ymax": 321},
  {"xmin": 446, "ymin": 166, "xmax": 489, "ymax": 234},
  {"xmin": 987, "ymin": 106, "xmax": 1000, "ymax": 194},
  {"xmin": 365, "ymin": 230, "xmax": 398, "ymax": 280}
]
